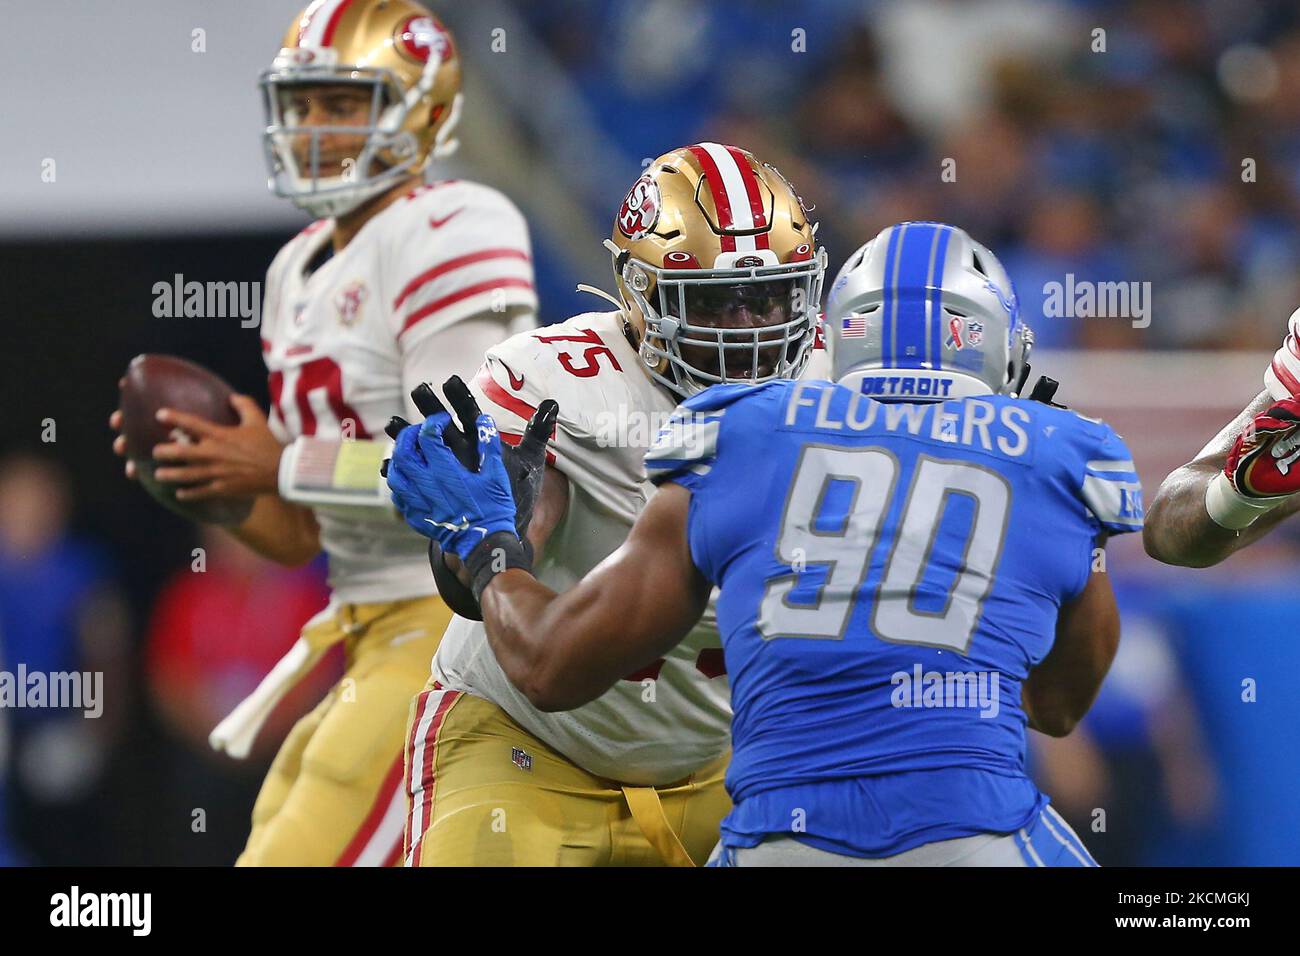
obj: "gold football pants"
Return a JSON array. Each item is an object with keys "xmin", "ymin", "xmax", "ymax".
[
  {"xmin": 403, "ymin": 683, "xmax": 731, "ymax": 866},
  {"xmin": 236, "ymin": 595, "xmax": 451, "ymax": 866}
]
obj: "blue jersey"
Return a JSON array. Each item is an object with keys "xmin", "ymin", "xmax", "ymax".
[{"xmin": 645, "ymin": 379, "xmax": 1143, "ymax": 857}]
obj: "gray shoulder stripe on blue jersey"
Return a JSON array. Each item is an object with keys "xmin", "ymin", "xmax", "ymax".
[
  {"xmin": 1085, "ymin": 459, "xmax": 1137, "ymax": 475},
  {"xmin": 647, "ymin": 413, "xmax": 723, "ymax": 464},
  {"xmin": 1082, "ymin": 474, "xmax": 1144, "ymax": 527}
]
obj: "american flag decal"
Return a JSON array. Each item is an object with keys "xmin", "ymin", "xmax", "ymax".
[{"xmin": 841, "ymin": 314, "xmax": 867, "ymax": 338}]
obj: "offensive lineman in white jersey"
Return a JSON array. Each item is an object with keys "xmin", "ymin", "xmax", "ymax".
[
  {"xmin": 110, "ymin": 0, "xmax": 536, "ymax": 865},
  {"xmin": 401, "ymin": 143, "xmax": 826, "ymax": 866}
]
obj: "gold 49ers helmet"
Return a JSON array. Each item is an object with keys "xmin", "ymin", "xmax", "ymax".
[
  {"xmin": 602, "ymin": 143, "xmax": 826, "ymax": 398},
  {"xmin": 260, "ymin": 0, "xmax": 462, "ymax": 217}
]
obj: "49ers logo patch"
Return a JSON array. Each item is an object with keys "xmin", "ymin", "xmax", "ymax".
[
  {"xmin": 395, "ymin": 15, "xmax": 452, "ymax": 65},
  {"xmin": 617, "ymin": 174, "xmax": 661, "ymax": 241},
  {"xmin": 335, "ymin": 279, "xmax": 368, "ymax": 326}
]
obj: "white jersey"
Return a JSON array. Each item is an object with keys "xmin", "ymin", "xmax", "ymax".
[
  {"xmin": 262, "ymin": 179, "xmax": 537, "ymax": 605},
  {"xmin": 434, "ymin": 308, "xmax": 827, "ymax": 785}
]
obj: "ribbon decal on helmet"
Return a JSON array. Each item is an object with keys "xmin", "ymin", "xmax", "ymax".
[{"xmin": 946, "ymin": 315, "xmax": 964, "ymax": 351}]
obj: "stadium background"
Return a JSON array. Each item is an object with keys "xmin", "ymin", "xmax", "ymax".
[{"xmin": 2, "ymin": 0, "xmax": 1299, "ymax": 865}]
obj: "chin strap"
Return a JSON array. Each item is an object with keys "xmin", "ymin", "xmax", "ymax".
[
  {"xmin": 576, "ymin": 284, "xmax": 626, "ymax": 311},
  {"xmin": 431, "ymin": 92, "xmax": 463, "ymax": 160}
]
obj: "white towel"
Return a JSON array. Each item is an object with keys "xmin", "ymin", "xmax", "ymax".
[{"xmin": 209, "ymin": 604, "xmax": 340, "ymax": 759}]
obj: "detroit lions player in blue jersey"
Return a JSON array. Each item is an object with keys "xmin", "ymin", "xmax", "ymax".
[{"xmin": 384, "ymin": 221, "xmax": 1143, "ymax": 866}]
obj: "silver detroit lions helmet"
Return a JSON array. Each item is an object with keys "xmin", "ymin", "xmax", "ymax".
[{"xmin": 826, "ymin": 221, "xmax": 1032, "ymax": 402}]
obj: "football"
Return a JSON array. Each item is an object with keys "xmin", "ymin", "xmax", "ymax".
[{"xmin": 118, "ymin": 353, "xmax": 255, "ymax": 526}]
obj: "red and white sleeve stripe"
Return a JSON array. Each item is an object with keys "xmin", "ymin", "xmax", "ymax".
[
  {"xmin": 471, "ymin": 362, "xmax": 557, "ymax": 465},
  {"xmin": 394, "ymin": 247, "xmax": 534, "ymax": 339},
  {"xmin": 1266, "ymin": 308, "xmax": 1300, "ymax": 401}
]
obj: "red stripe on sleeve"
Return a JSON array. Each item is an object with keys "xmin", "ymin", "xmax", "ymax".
[
  {"xmin": 473, "ymin": 364, "xmax": 538, "ymax": 423},
  {"xmin": 400, "ymin": 278, "xmax": 534, "ymax": 337},
  {"xmin": 1272, "ymin": 354, "xmax": 1300, "ymax": 396},
  {"xmin": 393, "ymin": 248, "xmax": 531, "ymax": 311}
]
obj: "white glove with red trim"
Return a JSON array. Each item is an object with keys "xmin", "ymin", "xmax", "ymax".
[
  {"xmin": 1264, "ymin": 307, "xmax": 1300, "ymax": 401},
  {"xmin": 1206, "ymin": 397, "xmax": 1300, "ymax": 529}
]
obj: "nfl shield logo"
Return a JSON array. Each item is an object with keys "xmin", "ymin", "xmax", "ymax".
[{"xmin": 511, "ymin": 747, "xmax": 533, "ymax": 772}]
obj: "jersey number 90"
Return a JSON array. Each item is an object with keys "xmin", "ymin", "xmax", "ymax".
[{"xmin": 757, "ymin": 445, "xmax": 1011, "ymax": 654}]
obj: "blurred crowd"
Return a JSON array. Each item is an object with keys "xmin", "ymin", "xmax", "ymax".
[
  {"xmin": 524, "ymin": 0, "xmax": 1300, "ymax": 350},
  {"xmin": 0, "ymin": 454, "xmax": 334, "ymax": 865}
]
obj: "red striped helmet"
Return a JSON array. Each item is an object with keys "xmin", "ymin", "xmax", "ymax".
[{"xmin": 606, "ymin": 144, "xmax": 826, "ymax": 398}]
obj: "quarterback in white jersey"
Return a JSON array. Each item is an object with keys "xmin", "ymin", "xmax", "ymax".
[
  {"xmin": 112, "ymin": 0, "xmax": 535, "ymax": 865},
  {"xmin": 261, "ymin": 177, "xmax": 535, "ymax": 605},
  {"xmin": 403, "ymin": 143, "xmax": 826, "ymax": 866}
]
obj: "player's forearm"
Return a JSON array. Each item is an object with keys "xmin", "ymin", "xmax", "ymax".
[
  {"xmin": 226, "ymin": 493, "xmax": 321, "ymax": 566},
  {"xmin": 481, "ymin": 546, "xmax": 696, "ymax": 714},
  {"xmin": 479, "ymin": 569, "xmax": 622, "ymax": 712},
  {"xmin": 1145, "ymin": 389, "xmax": 1300, "ymax": 566},
  {"xmin": 477, "ymin": 485, "xmax": 708, "ymax": 712},
  {"xmin": 1144, "ymin": 460, "xmax": 1300, "ymax": 567}
]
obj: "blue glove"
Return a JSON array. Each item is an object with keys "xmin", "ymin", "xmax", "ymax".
[
  {"xmin": 384, "ymin": 378, "xmax": 558, "ymax": 617},
  {"xmin": 386, "ymin": 405, "xmax": 518, "ymax": 562}
]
